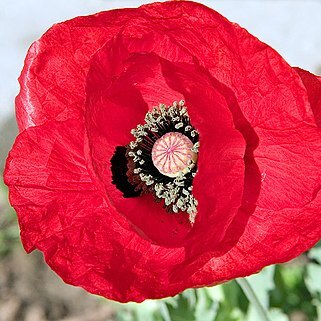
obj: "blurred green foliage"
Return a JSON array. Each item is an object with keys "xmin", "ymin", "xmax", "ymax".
[
  {"xmin": 1, "ymin": 180, "xmax": 321, "ymax": 321},
  {"xmin": 115, "ymin": 247, "xmax": 321, "ymax": 321}
]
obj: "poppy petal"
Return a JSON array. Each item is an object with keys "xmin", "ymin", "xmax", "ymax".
[
  {"xmin": 15, "ymin": 9, "xmax": 139, "ymax": 131},
  {"xmin": 295, "ymin": 67, "xmax": 321, "ymax": 127},
  {"xmin": 85, "ymin": 37, "xmax": 246, "ymax": 248},
  {"xmin": 137, "ymin": 0, "xmax": 321, "ymax": 264},
  {"xmin": 4, "ymin": 120, "xmax": 184, "ymax": 301}
]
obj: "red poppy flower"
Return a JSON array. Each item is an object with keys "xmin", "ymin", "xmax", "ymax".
[{"xmin": 4, "ymin": 1, "xmax": 321, "ymax": 302}]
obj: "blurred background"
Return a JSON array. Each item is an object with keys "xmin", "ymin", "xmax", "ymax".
[{"xmin": 1, "ymin": 1, "xmax": 321, "ymax": 320}]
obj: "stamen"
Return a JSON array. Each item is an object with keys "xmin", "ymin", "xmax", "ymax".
[{"xmin": 111, "ymin": 100, "xmax": 200, "ymax": 223}]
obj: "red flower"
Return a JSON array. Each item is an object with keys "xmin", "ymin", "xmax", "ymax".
[{"xmin": 4, "ymin": 1, "xmax": 321, "ymax": 302}]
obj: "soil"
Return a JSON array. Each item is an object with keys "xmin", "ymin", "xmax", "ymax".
[{"xmin": 0, "ymin": 247, "xmax": 118, "ymax": 321}]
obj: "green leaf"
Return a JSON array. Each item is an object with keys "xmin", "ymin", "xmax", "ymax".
[
  {"xmin": 194, "ymin": 289, "xmax": 218, "ymax": 321},
  {"xmin": 211, "ymin": 281, "xmax": 246, "ymax": 321},
  {"xmin": 305, "ymin": 263, "xmax": 321, "ymax": 295},
  {"xmin": 270, "ymin": 264, "xmax": 316, "ymax": 320},
  {"xmin": 243, "ymin": 266, "xmax": 275, "ymax": 321},
  {"xmin": 268, "ymin": 308, "xmax": 288, "ymax": 321},
  {"xmin": 308, "ymin": 247, "xmax": 321, "ymax": 265},
  {"xmin": 116, "ymin": 310, "xmax": 134, "ymax": 321},
  {"xmin": 118, "ymin": 300, "xmax": 159, "ymax": 321},
  {"xmin": 158, "ymin": 302, "xmax": 171, "ymax": 321},
  {"xmin": 205, "ymin": 285, "xmax": 224, "ymax": 303}
]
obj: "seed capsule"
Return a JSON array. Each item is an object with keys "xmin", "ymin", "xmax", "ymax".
[{"xmin": 152, "ymin": 132, "xmax": 198, "ymax": 178}]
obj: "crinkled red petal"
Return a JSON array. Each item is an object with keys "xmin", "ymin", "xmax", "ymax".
[
  {"xmin": 85, "ymin": 34, "xmax": 246, "ymax": 250},
  {"xmin": 133, "ymin": 0, "xmax": 321, "ymax": 275},
  {"xmin": 295, "ymin": 68, "xmax": 321, "ymax": 127},
  {"xmin": 15, "ymin": 8, "xmax": 139, "ymax": 131},
  {"xmin": 4, "ymin": 120, "xmax": 187, "ymax": 301}
]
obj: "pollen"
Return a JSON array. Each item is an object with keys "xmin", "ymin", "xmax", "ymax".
[{"xmin": 112, "ymin": 100, "xmax": 200, "ymax": 223}]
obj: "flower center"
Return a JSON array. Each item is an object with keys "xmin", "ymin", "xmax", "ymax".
[
  {"xmin": 152, "ymin": 132, "xmax": 197, "ymax": 178},
  {"xmin": 110, "ymin": 100, "xmax": 200, "ymax": 223}
]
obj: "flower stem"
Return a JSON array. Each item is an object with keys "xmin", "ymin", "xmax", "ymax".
[{"xmin": 236, "ymin": 278, "xmax": 271, "ymax": 321}]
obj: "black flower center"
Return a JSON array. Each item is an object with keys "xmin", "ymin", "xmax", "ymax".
[{"xmin": 110, "ymin": 101, "xmax": 199, "ymax": 222}]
